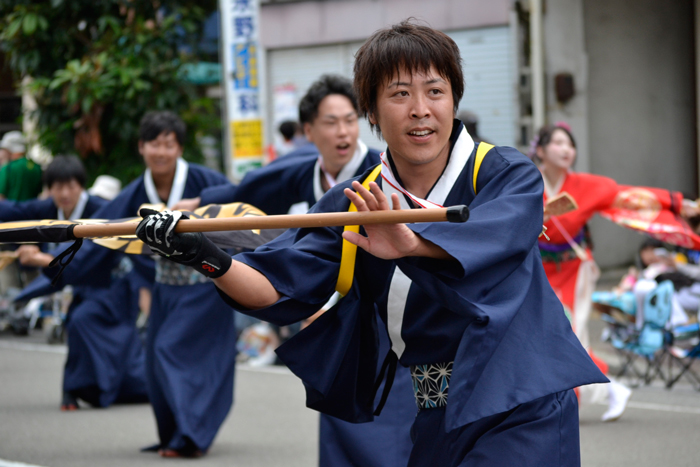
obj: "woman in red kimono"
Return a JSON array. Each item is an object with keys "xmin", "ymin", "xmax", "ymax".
[{"xmin": 534, "ymin": 124, "xmax": 691, "ymax": 422}]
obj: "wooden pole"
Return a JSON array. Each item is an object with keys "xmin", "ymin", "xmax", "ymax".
[{"xmin": 71, "ymin": 206, "xmax": 469, "ymax": 239}]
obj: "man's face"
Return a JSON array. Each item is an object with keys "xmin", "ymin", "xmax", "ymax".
[
  {"xmin": 303, "ymin": 94, "xmax": 359, "ymax": 176},
  {"xmin": 49, "ymin": 179, "xmax": 83, "ymax": 215},
  {"xmin": 138, "ymin": 131, "xmax": 182, "ymax": 178},
  {"xmin": 371, "ymin": 66, "xmax": 454, "ymax": 170}
]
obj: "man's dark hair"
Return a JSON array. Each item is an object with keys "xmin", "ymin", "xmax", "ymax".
[
  {"xmin": 298, "ymin": 75, "xmax": 359, "ymax": 125},
  {"xmin": 43, "ymin": 155, "xmax": 87, "ymax": 188},
  {"xmin": 138, "ymin": 111, "xmax": 186, "ymax": 146},
  {"xmin": 279, "ymin": 120, "xmax": 299, "ymax": 141},
  {"xmin": 353, "ymin": 20, "xmax": 465, "ymax": 133}
]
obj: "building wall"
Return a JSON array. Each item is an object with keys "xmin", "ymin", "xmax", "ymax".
[
  {"xmin": 266, "ymin": 25, "xmax": 517, "ymax": 151},
  {"xmin": 583, "ymin": 0, "xmax": 696, "ymax": 268},
  {"xmin": 542, "ymin": 0, "xmax": 590, "ymax": 173},
  {"xmin": 260, "ymin": 0, "xmax": 511, "ymax": 49}
]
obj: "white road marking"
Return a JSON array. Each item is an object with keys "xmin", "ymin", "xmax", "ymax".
[
  {"xmin": 0, "ymin": 459, "xmax": 48, "ymax": 467},
  {"xmin": 0, "ymin": 341, "xmax": 292, "ymax": 375},
  {"xmin": 625, "ymin": 401, "xmax": 700, "ymax": 415},
  {"xmin": 237, "ymin": 363, "xmax": 292, "ymax": 375},
  {"xmin": 0, "ymin": 341, "xmax": 66, "ymax": 354}
]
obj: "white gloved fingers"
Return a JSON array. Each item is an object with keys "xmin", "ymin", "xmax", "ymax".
[
  {"xmin": 144, "ymin": 215, "xmax": 159, "ymax": 244},
  {"xmin": 153, "ymin": 213, "xmax": 167, "ymax": 245},
  {"xmin": 164, "ymin": 211, "xmax": 183, "ymax": 249}
]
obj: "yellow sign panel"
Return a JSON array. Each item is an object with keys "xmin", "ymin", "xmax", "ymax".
[{"xmin": 232, "ymin": 119, "xmax": 263, "ymax": 158}]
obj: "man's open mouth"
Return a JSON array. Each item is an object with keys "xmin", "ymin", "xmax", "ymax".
[{"xmin": 408, "ymin": 130, "xmax": 434, "ymax": 136}]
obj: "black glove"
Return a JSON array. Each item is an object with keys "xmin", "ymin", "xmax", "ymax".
[{"xmin": 136, "ymin": 208, "xmax": 232, "ymax": 278}]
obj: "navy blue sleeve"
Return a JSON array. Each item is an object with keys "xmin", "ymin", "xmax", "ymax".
[
  {"xmin": 233, "ymin": 155, "xmax": 317, "ymax": 215},
  {"xmin": 188, "ymin": 163, "xmax": 235, "ymax": 206},
  {"xmin": 83, "ymin": 195, "xmax": 108, "ymax": 218},
  {"xmin": 0, "ymin": 198, "xmax": 56, "ymax": 222},
  {"xmin": 199, "ymin": 183, "xmax": 237, "ymax": 206}
]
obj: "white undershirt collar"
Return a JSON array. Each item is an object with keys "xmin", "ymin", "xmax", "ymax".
[
  {"xmin": 381, "ymin": 126, "xmax": 475, "ymax": 359},
  {"xmin": 58, "ymin": 190, "xmax": 89, "ymax": 221},
  {"xmin": 312, "ymin": 139, "xmax": 368, "ymax": 203},
  {"xmin": 144, "ymin": 158, "xmax": 189, "ymax": 208}
]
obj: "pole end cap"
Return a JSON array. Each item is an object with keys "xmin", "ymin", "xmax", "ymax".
[{"xmin": 446, "ymin": 205, "xmax": 469, "ymax": 223}]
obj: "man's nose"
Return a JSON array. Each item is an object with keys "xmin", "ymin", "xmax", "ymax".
[
  {"xmin": 410, "ymin": 94, "xmax": 430, "ymax": 119},
  {"xmin": 336, "ymin": 120, "xmax": 349, "ymax": 136}
]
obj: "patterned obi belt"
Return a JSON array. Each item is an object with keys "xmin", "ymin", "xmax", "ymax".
[
  {"xmin": 155, "ymin": 257, "xmax": 209, "ymax": 286},
  {"xmin": 410, "ymin": 361, "xmax": 453, "ymax": 410},
  {"xmin": 539, "ymin": 229, "xmax": 589, "ymax": 264}
]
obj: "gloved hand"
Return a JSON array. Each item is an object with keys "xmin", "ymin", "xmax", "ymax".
[{"xmin": 136, "ymin": 208, "xmax": 232, "ymax": 278}]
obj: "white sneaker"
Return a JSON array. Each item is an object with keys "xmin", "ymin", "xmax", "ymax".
[{"xmin": 601, "ymin": 380, "xmax": 632, "ymax": 422}]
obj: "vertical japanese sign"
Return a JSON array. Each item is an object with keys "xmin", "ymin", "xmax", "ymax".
[{"xmin": 220, "ymin": 0, "xmax": 264, "ymax": 181}]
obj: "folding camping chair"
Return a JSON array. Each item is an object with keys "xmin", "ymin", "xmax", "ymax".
[
  {"xmin": 593, "ymin": 290, "xmax": 636, "ymax": 345},
  {"xmin": 664, "ymin": 322, "xmax": 700, "ymax": 391},
  {"xmin": 610, "ymin": 280, "xmax": 674, "ymax": 386}
]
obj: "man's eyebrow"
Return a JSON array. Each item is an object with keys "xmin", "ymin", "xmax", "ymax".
[
  {"xmin": 321, "ymin": 111, "xmax": 357, "ymax": 120},
  {"xmin": 388, "ymin": 77, "xmax": 446, "ymax": 88},
  {"xmin": 425, "ymin": 77, "xmax": 446, "ymax": 85}
]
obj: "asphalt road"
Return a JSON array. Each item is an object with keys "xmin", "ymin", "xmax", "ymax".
[{"xmin": 0, "ymin": 319, "xmax": 699, "ymax": 467}]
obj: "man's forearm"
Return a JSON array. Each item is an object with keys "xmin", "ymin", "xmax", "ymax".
[{"xmin": 213, "ymin": 259, "xmax": 282, "ymax": 309}]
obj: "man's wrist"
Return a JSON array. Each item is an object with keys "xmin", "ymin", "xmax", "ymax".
[
  {"xmin": 409, "ymin": 235, "xmax": 452, "ymax": 260},
  {"xmin": 181, "ymin": 235, "xmax": 232, "ymax": 278}
]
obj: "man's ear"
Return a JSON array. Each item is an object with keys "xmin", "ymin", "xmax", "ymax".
[
  {"xmin": 302, "ymin": 122, "xmax": 313, "ymax": 142},
  {"xmin": 137, "ymin": 140, "xmax": 145, "ymax": 156},
  {"xmin": 368, "ymin": 113, "xmax": 377, "ymax": 125}
]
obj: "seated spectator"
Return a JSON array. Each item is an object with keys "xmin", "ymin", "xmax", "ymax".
[
  {"xmin": 632, "ymin": 239, "xmax": 699, "ymax": 330},
  {"xmin": 0, "ymin": 146, "xmax": 10, "ymax": 167},
  {"xmin": 0, "ymin": 131, "xmax": 42, "ymax": 201}
]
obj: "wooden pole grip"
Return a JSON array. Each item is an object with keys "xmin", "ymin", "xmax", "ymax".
[{"xmin": 71, "ymin": 206, "xmax": 469, "ymax": 239}]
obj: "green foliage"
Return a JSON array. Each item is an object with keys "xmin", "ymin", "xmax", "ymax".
[{"xmin": 0, "ymin": 0, "xmax": 221, "ymax": 184}]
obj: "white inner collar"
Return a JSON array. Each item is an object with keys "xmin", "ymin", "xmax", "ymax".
[
  {"xmin": 382, "ymin": 126, "xmax": 476, "ymax": 360},
  {"xmin": 144, "ymin": 158, "xmax": 189, "ymax": 208},
  {"xmin": 313, "ymin": 139, "xmax": 368, "ymax": 202},
  {"xmin": 58, "ymin": 190, "xmax": 89, "ymax": 221}
]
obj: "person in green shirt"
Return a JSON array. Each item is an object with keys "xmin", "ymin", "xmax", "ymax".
[{"xmin": 0, "ymin": 131, "xmax": 43, "ymax": 201}]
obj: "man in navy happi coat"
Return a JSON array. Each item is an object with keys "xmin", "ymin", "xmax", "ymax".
[
  {"xmin": 2, "ymin": 155, "xmax": 149, "ymax": 410},
  {"xmin": 136, "ymin": 22, "xmax": 607, "ymax": 467},
  {"xmin": 178, "ymin": 75, "xmax": 413, "ymax": 467},
  {"xmin": 45, "ymin": 112, "xmax": 235, "ymax": 457}
]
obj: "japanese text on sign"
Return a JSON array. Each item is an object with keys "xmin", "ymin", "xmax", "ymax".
[{"xmin": 232, "ymin": 120, "xmax": 263, "ymax": 158}]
